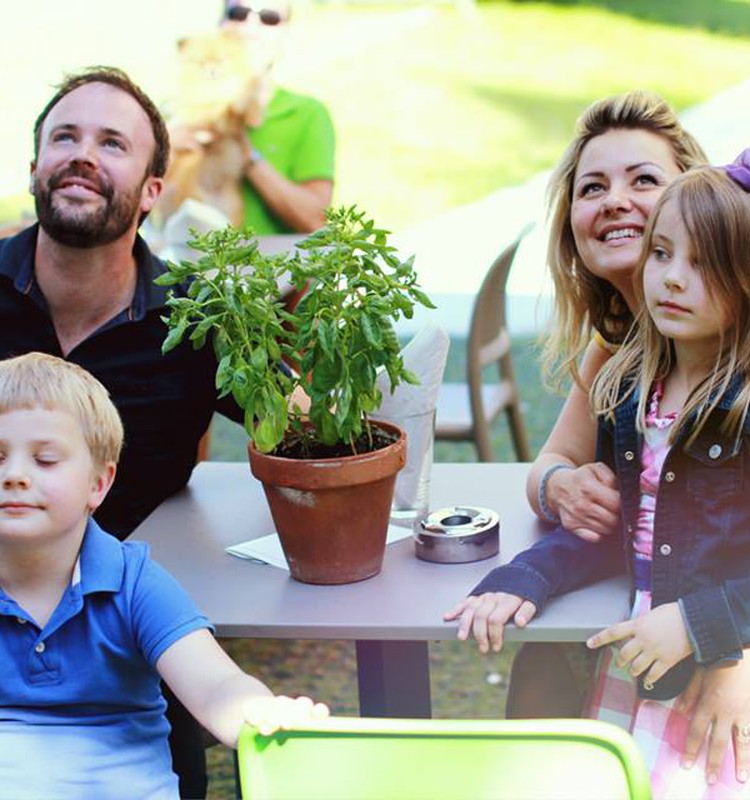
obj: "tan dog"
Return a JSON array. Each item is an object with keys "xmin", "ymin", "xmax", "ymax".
[{"xmin": 155, "ymin": 29, "xmax": 269, "ymax": 228}]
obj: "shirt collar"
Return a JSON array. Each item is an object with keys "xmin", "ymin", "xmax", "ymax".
[
  {"xmin": 77, "ymin": 517, "xmax": 125, "ymax": 595},
  {"xmin": 0, "ymin": 224, "xmax": 172, "ymax": 321}
]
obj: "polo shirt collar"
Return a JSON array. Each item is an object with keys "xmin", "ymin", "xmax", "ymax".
[
  {"xmin": 78, "ymin": 517, "xmax": 125, "ymax": 595},
  {"xmin": 0, "ymin": 224, "xmax": 172, "ymax": 321}
]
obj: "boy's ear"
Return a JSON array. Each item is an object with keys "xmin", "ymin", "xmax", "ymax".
[{"xmin": 88, "ymin": 462, "xmax": 117, "ymax": 513}]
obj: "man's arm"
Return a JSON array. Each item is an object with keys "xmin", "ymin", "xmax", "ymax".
[{"xmin": 243, "ymin": 157, "xmax": 332, "ymax": 232}]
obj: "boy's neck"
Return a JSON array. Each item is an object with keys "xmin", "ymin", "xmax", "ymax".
[{"xmin": 0, "ymin": 523, "xmax": 86, "ymax": 628}]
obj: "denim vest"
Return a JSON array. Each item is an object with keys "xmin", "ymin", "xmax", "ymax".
[{"xmin": 472, "ymin": 379, "xmax": 750, "ymax": 700}]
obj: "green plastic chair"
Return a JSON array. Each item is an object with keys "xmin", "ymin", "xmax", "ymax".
[{"xmin": 238, "ymin": 716, "xmax": 652, "ymax": 800}]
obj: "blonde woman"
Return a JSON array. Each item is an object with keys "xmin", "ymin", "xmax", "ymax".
[{"xmin": 451, "ymin": 158, "xmax": 750, "ymax": 795}]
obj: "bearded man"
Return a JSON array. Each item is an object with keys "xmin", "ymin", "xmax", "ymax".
[{"xmin": 0, "ymin": 65, "xmax": 247, "ymax": 799}]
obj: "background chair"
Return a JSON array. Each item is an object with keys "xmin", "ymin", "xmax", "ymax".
[
  {"xmin": 238, "ymin": 716, "xmax": 651, "ymax": 800},
  {"xmin": 435, "ymin": 223, "xmax": 533, "ymax": 462}
]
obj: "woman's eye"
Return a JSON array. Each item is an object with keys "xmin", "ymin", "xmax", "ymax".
[
  {"xmin": 579, "ymin": 181, "xmax": 604, "ymax": 197},
  {"xmin": 35, "ymin": 456, "xmax": 58, "ymax": 466},
  {"xmin": 634, "ymin": 173, "xmax": 660, "ymax": 187},
  {"xmin": 52, "ymin": 131, "xmax": 75, "ymax": 143},
  {"xmin": 102, "ymin": 138, "xmax": 125, "ymax": 150}
]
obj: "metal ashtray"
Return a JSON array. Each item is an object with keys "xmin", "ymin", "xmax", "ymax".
[{"xmin": 414, "ymin": 506, "xmax": 499, "ymax": 563}]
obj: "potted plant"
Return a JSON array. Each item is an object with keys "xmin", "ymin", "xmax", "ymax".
[{"xmin": 156, "ymin": 206, "xmax": 434, "ymax": 584}]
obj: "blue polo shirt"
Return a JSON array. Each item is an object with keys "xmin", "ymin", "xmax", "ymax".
[{"xmin": 0, "ymin": 519, "xmax": 212, "ymax": 799}]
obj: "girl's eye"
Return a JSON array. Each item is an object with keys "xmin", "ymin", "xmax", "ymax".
[
  {"xmin": 652, "ymin": 246, "xmax": 670, "ymax": 261},
  {"xmin": 35, "ymin": 455, "xmax": 58, "ymax": 466}
]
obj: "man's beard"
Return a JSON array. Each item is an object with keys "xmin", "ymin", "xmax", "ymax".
[{"xmin": 34, "ymin": 165, "xmax": 144, "ymax": 249}]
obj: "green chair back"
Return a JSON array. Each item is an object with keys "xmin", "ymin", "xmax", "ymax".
[{"xmin": 238, "ymin": 716, "xmax": 651, "ymax": 799}]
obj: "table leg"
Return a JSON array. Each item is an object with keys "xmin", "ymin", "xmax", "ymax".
[{"xmin": 355, "ymin": 640, "xmax": 432, "ymax": 718}]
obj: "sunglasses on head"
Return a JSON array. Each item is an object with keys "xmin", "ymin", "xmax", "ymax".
[{"xmin": 226, "ymin": 5, "xmax": 283, "ymax": 25}]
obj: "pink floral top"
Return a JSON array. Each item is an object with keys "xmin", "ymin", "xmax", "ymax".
[{"xmin": 633, "ymin": 381, "xmax": 677, "ymax": 567}]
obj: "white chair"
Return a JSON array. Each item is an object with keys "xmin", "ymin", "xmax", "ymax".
[{"xmin": 435, "ymin": 224, "xmax": 533, "ymax": 462}]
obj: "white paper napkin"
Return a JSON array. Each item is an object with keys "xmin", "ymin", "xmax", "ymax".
[
  {"xmin": 226, "ymin": 524, "xmax": 413, "ymax": 570},
  {"xmin": 372, "ymin": 323, "xmax": 450, "ymax": 512},
  {"xmin": 374, "ymin": 322, "xmax": 450, "ymax": 417}
]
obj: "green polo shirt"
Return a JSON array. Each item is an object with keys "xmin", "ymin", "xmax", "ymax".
[{"xmin": 241, "ymin": 87, "xmax": 335, "ymax": 234}]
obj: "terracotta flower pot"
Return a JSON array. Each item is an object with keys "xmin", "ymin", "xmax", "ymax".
[{"xmin": 248, "ymin": 421, "xmax": 406, "ymax": 584}]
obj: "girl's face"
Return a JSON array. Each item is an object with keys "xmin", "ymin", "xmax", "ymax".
[
  {"xmin": 643, "ymin": 196, "xmax": 730, "ymax": 356},
  {"xmin": 571, "ymin": 128, "xmax": 682, "ymax": 307}
]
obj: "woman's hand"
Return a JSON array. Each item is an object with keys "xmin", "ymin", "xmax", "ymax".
[
  {"xmin": 586, "ymin": 602, "xmax": 692, "ymax": 688},
  {"xmin": 678, "ymin": 656, "xmax": 750, "ymax": 785},
  {"xmin": 549, "ymin": 462, "xmax": 621, "ymax": 542},
  {"xmin": 443, "ymin": 592, "xmax": 537, "ymax": 654}
]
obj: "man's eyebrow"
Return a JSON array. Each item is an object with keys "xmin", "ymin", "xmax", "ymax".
[
  {"xmin": 48, "ymin": 123, "xmax": 129, "ymax": 140},
  {"xmin": 101, "ymin": 127, "xmax": 128, "ymax": 139}
]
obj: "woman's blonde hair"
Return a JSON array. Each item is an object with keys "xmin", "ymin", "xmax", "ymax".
[
  {"xmin": 591, "ymin": 167, "xmax": 750, "ymax": 446},
  {"xmin": 543, "ymin": 90, "xmax": 707, "ymax": 389},
  {"xmin": 0, "ymin": 352, "xmax": 124, "ymax": 469}
]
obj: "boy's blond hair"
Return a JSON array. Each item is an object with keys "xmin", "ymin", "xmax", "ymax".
[{"xmin": 0, "ymin": 353, "xmax": 124, "ymax": 469}]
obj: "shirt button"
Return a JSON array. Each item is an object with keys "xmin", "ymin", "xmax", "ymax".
[
  {"xmin": 659, "ymin": 543, "xmax": 672, "ymax": 556},
  {"xmin": 664, "ymin": 471, "xmax": 675, "ymax": 482},
  {"xmin": 34, "ymin": 642, "xmax": 46, "ymax": 654},
  {"xmin": 708, "ymin": 444, "xmax": 722, "ymax": 460},
  {"xmin": 624, "ymin": 451, "xmax": 635, "ymax": 461}
]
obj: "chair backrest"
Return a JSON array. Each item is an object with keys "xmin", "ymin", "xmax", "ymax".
[
  {"xmin": 466, "ymin": 222, "xmax": 534, "ymax": 410},
  {"xmin": 238, "ymin": 716, "xmax": 652, "ymax": 800}
]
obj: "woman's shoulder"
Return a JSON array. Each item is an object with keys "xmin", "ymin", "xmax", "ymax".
[{"xmin": 592, "ymin": 330, "xmax": 621, "ymax": 355}]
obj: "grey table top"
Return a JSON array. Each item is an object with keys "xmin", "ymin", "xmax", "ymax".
[{"xmin": 134, "ymin": 461, "xmax": 630, "ymax": 642}]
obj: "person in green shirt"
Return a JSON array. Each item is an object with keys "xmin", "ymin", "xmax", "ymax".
[{"xmin": 223, "ymin": 1, "xmax": 335, "ymax": 234}]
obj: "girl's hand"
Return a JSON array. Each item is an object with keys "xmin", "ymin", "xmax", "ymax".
[
  {"xmin": 243, "ymin": 695, "xmax": 329, "ymax": 736},
  {"xmin": 678, "ymin": 656, "xmax": 750, "ymax": 785},
  {"xmin": 586, "ymin": 602, "xmax": 692, "ymax": 688},
  {"xmin": 443, "ymin": 592, "xmax": 537, "ymax": 654},
  {"xmin": 550, "ymin": 462, "xmax": 621, "ymax": 543}
]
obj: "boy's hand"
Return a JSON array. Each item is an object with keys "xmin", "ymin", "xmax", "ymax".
[
  {"xmin": 243, "ymin": 695, "xmax": 329, "ymax": 736},
  {"xmin": 678, "ymin": 656, "xmax": 750, "ymax": 785},
  {"xmin": 586, "ymin": 602, "xmax": 692, "ymax": 689},
  {"xmin": 443, "ymin": 592, "xmax": 537, "ymax": 654}
]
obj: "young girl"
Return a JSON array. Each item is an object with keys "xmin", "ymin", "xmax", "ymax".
[{"xmin": 446, "ymin": 151, "xmax": 750, "ymax": 798}]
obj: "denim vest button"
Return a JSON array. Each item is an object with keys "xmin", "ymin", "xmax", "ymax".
[
  {"xmin": 659, "ymin": 543, "xmax": 672, "ymax": 556},
  {"xmin": 34, "ymin": 641, "xmax": 45, "ymax": 654},
  {"xmin": 16, "ymin": 617, "xmax": 26, "ymax": 625},
  {"xmin": 624, "ymin": 451, "xmax": 635, "ymax": 461},
  {"xmin": 665, "ymin": 471, "xmax": 675, "ymax": 482},
  {"xmin": 708, "ymin": 444, "xmax": 722, "ymax": 460}
]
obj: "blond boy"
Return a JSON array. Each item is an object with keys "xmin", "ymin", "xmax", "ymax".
[{"xmin": 0, "ymin": 352, "xmax": 326, "ymax": 798}]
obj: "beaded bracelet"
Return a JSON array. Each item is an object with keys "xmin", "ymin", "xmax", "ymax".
[{"xmin": 537, "ymin": 463, "xmax": 574, "ymax": 524}]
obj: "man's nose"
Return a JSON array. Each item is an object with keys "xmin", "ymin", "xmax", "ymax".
[{"xmin": 69, "ymin": 137, "xmax": 98, "ymax": 166}]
